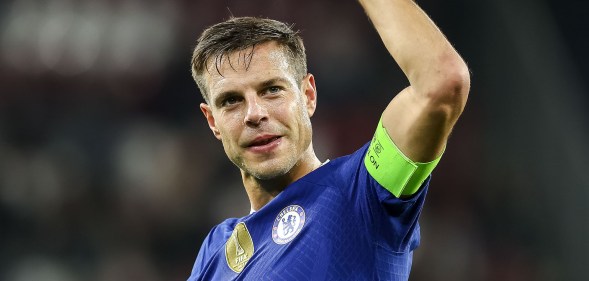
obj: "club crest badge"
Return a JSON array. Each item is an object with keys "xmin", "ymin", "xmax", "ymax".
[
  {"xmin": 225, "ymin": 222, "xmax": 254, "ymax": 273},
  {"xmin": 272, "ymin": 205, "xmax": 306, "ymax": 244}
]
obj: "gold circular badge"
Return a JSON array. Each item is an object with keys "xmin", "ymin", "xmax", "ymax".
[{"xmin": 225, "ymin": 222, "xmax": 254, "ymax": 273}]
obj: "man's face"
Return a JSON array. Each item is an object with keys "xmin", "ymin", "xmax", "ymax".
[{"xmin": 200, "ymin": 42, "xmax": 317, "ymax": 180}]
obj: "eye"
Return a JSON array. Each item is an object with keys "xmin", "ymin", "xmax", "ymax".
[
  {"xmin": 266, "ymin": 86, "xmax": 282, "ymax": 94},
  {"xmin": 221, "ymin": 96, "xmax": 241, "ymax": 107}
]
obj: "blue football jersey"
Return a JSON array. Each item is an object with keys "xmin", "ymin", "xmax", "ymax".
[{"xmin": 188, "ymin": 143, "xmax": 430, "ymax": 280}]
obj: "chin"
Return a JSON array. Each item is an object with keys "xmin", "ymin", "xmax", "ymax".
[
  {"xmin": 249, "ymin": 166, "xmax": 290, "ymax": 180},
  {"xmin": 245, "ymin": 159, "xmax": 295, "ymax": 181}
]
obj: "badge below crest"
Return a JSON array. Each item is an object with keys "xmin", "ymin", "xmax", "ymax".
[
  {"xmin": 272, "ymin": 205, "xmax": 306, "ymax": 244},
  {"xmin": 225, "ymin": 222, "xmax": 254, "ymax": 273}
]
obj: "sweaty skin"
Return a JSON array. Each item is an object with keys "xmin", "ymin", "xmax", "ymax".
[{"xmin": 200, "ymin": 42, "xmax": 321, "ymax": 211}]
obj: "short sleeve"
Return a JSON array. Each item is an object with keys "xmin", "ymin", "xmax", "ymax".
[{"xmin": 332, "ymin": 143, "xmax": 430, "ymax": 252}]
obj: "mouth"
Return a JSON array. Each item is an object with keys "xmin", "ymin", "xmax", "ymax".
[
  {"xmin": 248, "ymin": 135, "xmax": 281, "ymax": 147},
  {"xmin": 246, "ymin": 135, "xmax": 282, "ymax": 152}
]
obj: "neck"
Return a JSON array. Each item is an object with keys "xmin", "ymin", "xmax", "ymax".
[{"xmin": 242, "ymin": 145, "xmax": 321, "ymax": 211}]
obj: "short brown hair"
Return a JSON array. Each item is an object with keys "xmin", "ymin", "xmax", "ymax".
[{"xmin": 191, "ymin": 17, "xmax": 307, "ymax": 102}]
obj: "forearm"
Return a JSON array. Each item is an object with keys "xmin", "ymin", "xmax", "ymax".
[
  {"xmin": 358, "ymin": 0, "xmax": 469, "ymax": 101},
  {"xmin": 359, "ymin": 0, "xmax": 469, "ymax": 163}
]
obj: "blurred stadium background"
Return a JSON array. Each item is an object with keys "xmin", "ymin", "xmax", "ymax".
[{"xmin": 0, "ymin": 0, "xmax": 587, "ymax": 280}]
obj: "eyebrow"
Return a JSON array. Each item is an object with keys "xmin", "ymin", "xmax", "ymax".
[
  {"xmin": 212, "ymin": 90, "xmax": 239, "ymax": 108},
  {"xmin": 259, "ymin": 77, "xmax": 291, "ymax": 89}
]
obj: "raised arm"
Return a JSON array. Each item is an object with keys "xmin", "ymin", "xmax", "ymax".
[{"xmin": 359, "ymin": 0, "xmax": 470, "ymax": 162}]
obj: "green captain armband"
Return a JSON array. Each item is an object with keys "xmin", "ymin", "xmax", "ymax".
[{"xmin": 364, "ymin": 118, "xmax": 443, "ymax": 197}]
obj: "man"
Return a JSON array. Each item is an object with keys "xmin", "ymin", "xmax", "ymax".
[{"xmin": 188, "ymin": 0, "xmax": 469, "ymax": 279}]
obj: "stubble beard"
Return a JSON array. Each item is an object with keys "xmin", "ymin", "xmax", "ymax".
[
  {"xmin": 233, "ymin": 102, "xmax": 313, "ymax": 181},
  {"xmin": 238, "ymin": 118, "xmax": 312, "ymax": 181},
  {"xmin": 234, "ymin": 146, "xmax": 299, "ymax": 181}
]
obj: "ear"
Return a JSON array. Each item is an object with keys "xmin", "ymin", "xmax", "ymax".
[
  {"xmin": 200, "ymin": 103, "xmax": 222, "ymax": 140},
  {"xmin": 301, "ymin": 74, "xmax": 318, "ymax": 117}
]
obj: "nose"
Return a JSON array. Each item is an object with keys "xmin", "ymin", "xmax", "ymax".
[{"xmin": 244, "ymin": 96, "xmax": 268, "ymax": 127}]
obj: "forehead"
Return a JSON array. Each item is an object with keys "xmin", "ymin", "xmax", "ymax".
[{"xmin": 204, "ymin": 42, "xmax": 295, "ymax": 95}]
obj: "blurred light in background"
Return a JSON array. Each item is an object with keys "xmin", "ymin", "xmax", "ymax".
[{"xmin": 2, "ymin": 0, "xmax": 177, "ymax": 76}]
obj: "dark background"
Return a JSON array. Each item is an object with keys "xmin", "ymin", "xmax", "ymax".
[{"xmin": 1, "ymin": 0, "xmax": 587, "ymax": 280}]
